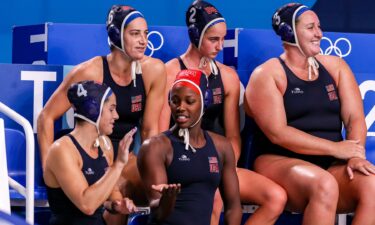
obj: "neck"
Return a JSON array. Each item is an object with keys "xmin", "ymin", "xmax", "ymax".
[
  {"xmin": 282, "ymin": 47, "xmax": 310, "ymax": 69},
  {"xmin": 188, "ymin": 126, "xmax": 206, "ymax": 148},
  {"xmin": 108, "ymin": 51, "xmax": 133, "ymax": 75},
  {"xmin": 70, "ymin": 122, "xmax": 99, "ymax": 151},
  {"xmin": 183, "ymin": 45, "xmax": 206, "ymax": 68}
]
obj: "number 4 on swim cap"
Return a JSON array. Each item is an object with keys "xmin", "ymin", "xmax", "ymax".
[{"xmin": 77, "ymin": 83, "xmax": 88, "ymax": 97}]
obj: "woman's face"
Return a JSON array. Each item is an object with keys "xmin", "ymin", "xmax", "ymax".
[
  {"xmin": 169, "ymin": 85, "xmax": 202, "ymax": 129},
  {"xmin": 99, "ymin": 94, "xmax": 119, "ymax": 135},
  {"xmin": 199, "ymin": 22, "xmax": 227, "ymax": 59},
  {"xmin": 123, "ymin": 17, "xmax": 148, "ymax": 60},
  {"xmin": 295, "ymin": 11, "xmax": 322, "ymax": 56}
]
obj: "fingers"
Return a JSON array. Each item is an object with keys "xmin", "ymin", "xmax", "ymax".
[
  {"xmin": 348, "ymin": 139, "xmax": 360, "ymax": 144},
  {"xmin": 346, "ymin": 166, "xmax": 354, "ymax": 180},
  {"xmin": 151, "ymin": 183, "xmax": 181, "ymax": 194}
]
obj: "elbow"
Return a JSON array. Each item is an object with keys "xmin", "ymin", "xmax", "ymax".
[
  {"xmin": 267, "ymin": 131, "xmax": 285, "ymax": 146},
  {"xmin": 79, "ymin": 204, "xmax": 97, "ymax": 216}
]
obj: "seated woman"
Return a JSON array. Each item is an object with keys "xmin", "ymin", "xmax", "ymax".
[
  {"xmin": 43, "ymin": 81, "xmax": 137, "ymax": 225},
  {"xmin": 160, "ymin": 1, "xmax": 287, "ymax": 224},
  {"xmin": 245, "ymin": 3, "xmax": 375, "ymax": 225},
  {"xmin": 138, "ymin": 69, "xmax": 242, "ymax": 225}
]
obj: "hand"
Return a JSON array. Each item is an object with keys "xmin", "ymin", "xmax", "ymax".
[
  {"xmin": 333, "ymin": 140, "xmax": 365, "ymax": 160},
  {"xmin": 152, "ymin": 183, "xmax": 181, "ymax": 208},
  {"xmin": 346, "ymin": 157, "xmax": 375, "ymax": 180},
  {"xmin": 112, "ymin": 198, "xmax": 137, "ymax": 215},
  {"xmin": 117, "ymin": 127, "xmax": 137, "ymax": 165}
]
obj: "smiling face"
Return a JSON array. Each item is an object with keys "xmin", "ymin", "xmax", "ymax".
[
  {"xmin": 99, "ymin": 94, "xmax": 119, "ymax": 135},
  {"xmin": 295, "ymin": 10, "xmax": 322, "ymax": 57},
  {"xmin": 169, "ymin": 85, "xmax": 202, "ymax": 129},
  {"xmin": 199, "ymin": 22, "xmax": 227, "ymax": 59},
  {"xmin": 123, "ymin": 17, "xmax": 148, "ymax": 60}
]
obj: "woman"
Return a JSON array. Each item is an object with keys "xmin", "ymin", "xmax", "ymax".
[
  {"xmin": 159, "ymin": 1, "xmax": 286, "ymax": 225},
  {"xmin": 245, "ymin": 3, "xmax": 375, "ymax": 225},
  {"xmin": 43, "ymin": 81, "xmax": 137, "ymax": 225},
  {"xmin": 38, "ymin": 4, "xmax": 166, "ymax": 205},
  {"xmin": 138, "ymin": 69, "xmax": 242, "ymax": 225}
]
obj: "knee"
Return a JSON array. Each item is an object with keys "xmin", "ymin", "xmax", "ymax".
[
  {"xmin": 356, "ymin": 175, "xmax": 375, "ymax": 206},
  {"xmin": 263, "ymin": 185, "xmax": 287, "ymax": 215},
  {"xmin": 310, "ymin": 175, "xmax": 339, "ymax": 209}
]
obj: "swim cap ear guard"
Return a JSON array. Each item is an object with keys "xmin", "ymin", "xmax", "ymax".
[
  {"xmin": 272, "ymin": 3, "xmax": 309, "ymax": 44},
  {"xmin": 68, "ymin": 80, "xmax": 113, "ymax": 150},
  {"xmin": 106, "ymin": 5, "xmax": 144, "ymax": 51}
]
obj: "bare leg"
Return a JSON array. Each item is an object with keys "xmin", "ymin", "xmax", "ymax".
[
  {"xmin": 210, "ymin": 168, "xmax": 287, "ymax": 225},
  {"xmin": 254, "ymin": 155, "xmax": 338, "ymax": 225},
  {"xmin": 329, "ymin": 163, "xmax": 375, "ymax": 225},
  {"xmin": 237, "ymin": 168, "xmax": 286, "ymax": 225},
  {"xmin": 120, "ymin": 153, "xmax": 149, "ymax": 206}
]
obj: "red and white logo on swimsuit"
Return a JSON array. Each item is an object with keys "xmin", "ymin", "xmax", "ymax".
[
  {"xmin": 212, "ymin": 88, "xmax": 222, "ymax": 104},
  {"xmin": 325, "ymin": 84, "xmax": 338, "ymax": 101},
  {"xmin": 208, "ymin": 157, "xmax": 219, "ymax": 173},
  {"xmin": 131, "ymin": 95, "xmax": 143, "ymax": 112}
]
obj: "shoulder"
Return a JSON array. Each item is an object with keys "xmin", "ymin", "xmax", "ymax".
[
  {"xmin": 67, "ymin": 56, "xmax": 103, "ymax": 82},
  {"xmin": 249, "ymin": 58, "xmax": 283, "ymax": 84},
  {"xmin": 316, "ymin": 54, "xmax": 348, "ymax": 83},
  {"xmin": 46, "ymin": 136, "xmax": 79, "ymax": 169},
  {"xmin": 165, "ymin": 58, "xmax": 181, "ymax": 85},
  {"xmin": 216, "ymin": 61, "xmax": 239, "ymax": 80},
  {"xmin": 139, "ymin": 133, "xmax": 171, "ymax": 155},
  {"xmin": 207, "ymin": 131, "xmax": 232, "ymax": 153},
  {"xmin": 141, "ymin": 56, "xmax": 166, "ymax": 75}
]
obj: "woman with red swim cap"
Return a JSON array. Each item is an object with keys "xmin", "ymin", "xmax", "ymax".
[
  {"xmin": 160, "ymin": 1, "xmax": 287, "ymax": 225},
  {"xmin": 138, "ymin": 69, "xmax": 242, "ymax": 225}
]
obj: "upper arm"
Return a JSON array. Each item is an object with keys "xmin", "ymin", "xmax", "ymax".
[
  {"xmin": 137, "ymin": 137, "xmax": 169, "ymax": 202},
  {"xmin": 219, "ymin": 65, "xmax": 241, "ymax": 159},
  {"xmin": 142, "ymin": 59, "xmax": 167, "ymax": 138},
  {"xmin": 246, "ymin": 63, "xmax": 287, "ymax": 140},
  {"xmin": 216, "ymin": 137, "xmax": 240, "ymax": 210},
  {"xmin": 335, "ymin": 58, "xmax": 366, "ymax": 140},
  {"xmin": 46, "ymin": 141, "xmax": 90, "ymax": 208},
  {"xmin": 159, "ymin": 59, "xmax": 180, "ymax": 132}
]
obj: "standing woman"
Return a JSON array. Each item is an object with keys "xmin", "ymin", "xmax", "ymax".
[
  {"xmin": 43, "ymin": 81, "xmax": 137, "ymax": 225},
  {"xmin": 245, "ymin": 3, "xmax": 375, "ymax": 225},
  {"xmin": 138, "ymin": 69, "xmax": 242, "ymax": 225},
  {"xmin": 159, "ymin": 1, "xmax": 286, "ymax": 225},
  {"xmin": 37, "ymin": 5, "xmax": 166, "ymax": 204}
]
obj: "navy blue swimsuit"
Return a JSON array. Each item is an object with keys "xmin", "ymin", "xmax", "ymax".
[
  {"xmin": 177, "ymin": 57, "xmax": 225, "ymax": 134},
  {"xmin": 47, "ymin": 134, "xmax": 109, "ymax": 225},
  {"xmin": 251, "ymin": 58, "xmax": 342, "ymax": 169},
  {"xmin": 150, "ymin": 130, "xmax": 222, "ymax": 225},
  {"xmin": 102, "ymin": 56, "xmax": 146, "ymax": 154}
]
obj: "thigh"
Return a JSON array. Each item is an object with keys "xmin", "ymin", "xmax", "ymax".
[
  {"xmin": 328, "ymin": 163, "xmax": 375, "ymax": 213},
  {"xmin": 254, "ymin": 154, "xmax": 336, "ymax": 212},
  {"xmin": 120, "ymin": 153, "xmax": 148, "ymax": 205},
  {"xmin": 237, "ymin": 168, "xmax": 285, "ymax": 205}
]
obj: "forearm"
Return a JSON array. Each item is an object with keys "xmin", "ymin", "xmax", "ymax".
[
  {"xmin": 223, "ymin": 206, "xmax": 242, "ymax": 225},
  {"xmin": 37, "ymin": 115, "xmax": 55, "ymax": 170},
  {"xmin": 270, "ymin": 126, "xmax": 336, "ymax": 156},
  {"xmin": 78, "ymin": 162, "xmax": 125, "ymax": 214},
  {"xmin": 345, "ymin": 118, "xmax": 367, "ymax": 146}
]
